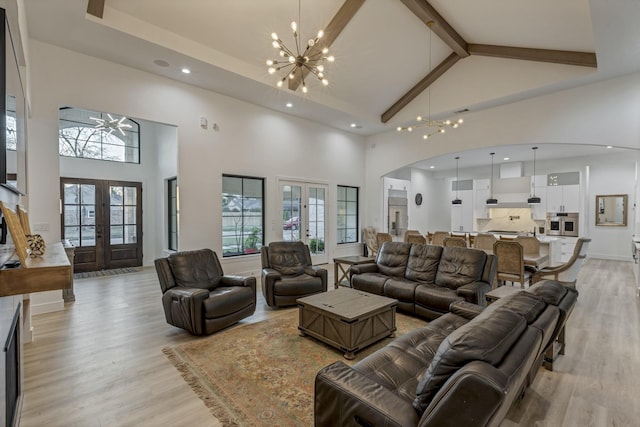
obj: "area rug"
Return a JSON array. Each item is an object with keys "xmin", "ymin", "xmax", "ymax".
[
  {"xmin": 73, "ymin": 267, "xmax": 143, "ymax": 279},
  {"xmin": 163, "ymin": 308, "xmax": 426, "ymax": 426}
]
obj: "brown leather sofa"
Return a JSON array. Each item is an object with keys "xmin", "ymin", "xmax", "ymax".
[
  {"xmin": 350, "ymin": 242, "xmax": 496, "ymax": 320},
  {"xmin": 261, "ymin": 241, "xmax": 327, "ymax": 307},
  {"xmin": 154, "ymin": 249, "xmax": 256, "ymax": 335},
  {"xmin": 315, "ymin": 280, "xmax": 578, "ymax": 427}
]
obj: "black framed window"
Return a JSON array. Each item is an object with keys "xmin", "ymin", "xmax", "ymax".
[
  {"xmin": 337, "ymin": 185, "xmax": 358, "ymax": 244},
  {"xmin": 222, "ymin": 175, "xmax": 264, "ymax": 257},
  {"xmin": 168, "ymin": 177, "xmax": 178, "ymax": 251}
]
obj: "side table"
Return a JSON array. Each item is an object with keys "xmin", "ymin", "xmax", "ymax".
[{"xmin": 332, "ymin": 255, "xmax": 374, "ymax": 289}]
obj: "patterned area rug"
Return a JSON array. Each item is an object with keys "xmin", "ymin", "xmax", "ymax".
[{"xmin": 163, "ymin": 308, "xmax": 426, "ymax": 426}]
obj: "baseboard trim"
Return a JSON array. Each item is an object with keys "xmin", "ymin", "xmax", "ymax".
[{"xmin": 31, "ymin": 300, "xmax": 64, "ymax": 315}]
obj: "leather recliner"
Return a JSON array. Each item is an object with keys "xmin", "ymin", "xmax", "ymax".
[
  {"xmin": 154, "ymin": 248, "xmax": 256, "ymax": 335},
  {"xmin": 261, "ymin": 241, "xmax": 327, "ymax": 307}
]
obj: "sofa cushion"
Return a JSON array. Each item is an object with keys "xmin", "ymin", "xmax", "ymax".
[
  {"xmin": 414, "ymin": 284, "xmax": 464, "ymax": 312},
  {"xmin": 168, "ymin": 249, "xmax": 222, "ymax": 290},
  {"xmin": 413, "ymin": 306, "xmax": 527, "ymax": 413},
  {"xmin": 435, "ymin": 247, "xmax": 487, "ymax": 290},
  {"xmin": 352, "ymin": 273, "xmax": 388, "ymax": 295},
  {"xmin": 384, "ymin": 279, "xmax": 420, "ymax": 302},
  {"xmin": 404, "ymin": 244, "xmax": 443, "ymax": 283},
  {"xmin": 274, "ymin": 274, "xmax": 324, "ymax": 296},
  {"xmin": 203, "ymin": 286, "xmax": 255, "ymax": 318},
  {"xmin": 527, "ymin": 279, "xmax": 569, "ymax": 305},
  {"xmin": 497, "ymin": 291, "xmax": 546, "ymax": 324},
  {"xmin": 267, "ymin": 241, "xmax": 308, "ymax": 276},
  {"xmin": 377, "ymin": 242, "xmax": 412, "ymax": 278}
]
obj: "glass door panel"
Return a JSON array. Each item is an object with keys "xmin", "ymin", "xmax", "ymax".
[{"xmin": 279, "ymin": 180, "xmax": 328, "ymax": 264}]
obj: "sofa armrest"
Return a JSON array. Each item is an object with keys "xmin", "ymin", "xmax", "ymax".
[
  {"xmin": 161, "ymin": 287, "xmax": 209, "ymax": 335},
  {"xmin": 304, "ymin": 266, "xmax": 328, "ymax": 291},
  {"xmin": 417, "ymin": 361, "xmax": 508, "ymax": 427},
  {"xmin": 315, "ymin": 361, "xmax": 419, "ymax": 427},
  {"xmin": 349, "ymin": 263, "xmax": 379, "ymax": 275},
  {"xmin": 449, "ymin": 300, "xmax": 484, "ymax": 320},
  {"xmin": 261, "ymin": 268, "xmax": 281, "ymax": 307},
  {"xmin": 221, "ymin": 274, "xmax": 256, "ymax": 289},
  {"xmin": 456, "ymin": 281, "xmax": 491, "ymax": 305}
]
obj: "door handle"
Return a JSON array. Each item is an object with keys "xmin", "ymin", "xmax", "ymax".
[{"xmin": 96, "ymin": 224, "xmax": 103, "ymax": 238}]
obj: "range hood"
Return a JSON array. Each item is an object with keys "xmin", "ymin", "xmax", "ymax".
[{"xmin": 489, "ymin": 201, "xmax": 532, "ymax": 208}]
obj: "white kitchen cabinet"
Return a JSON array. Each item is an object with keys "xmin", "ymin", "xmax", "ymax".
[
  {"xmin": 450, "ymin": 189, "xmax": 474, "ymax": 232},
  {"xmin": 530, "ymin": 175, "xmax": 547, "ymax": 219},
  {"xmin": 546, "ymin": 184, "xmax": 579, "ymax": 213},
  {"xmin": 474, "ymin": 179, "xmax": 490, "ymax": 220}
]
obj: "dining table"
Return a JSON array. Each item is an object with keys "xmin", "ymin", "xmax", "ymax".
[{"xmin": 480, "ymin": 249, "xmax": 549, "ymax": 269}]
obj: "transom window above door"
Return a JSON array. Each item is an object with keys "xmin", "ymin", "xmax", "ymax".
[{"xmin": 58, "ymin": 107, "xmax": 140, "ymax": 164}]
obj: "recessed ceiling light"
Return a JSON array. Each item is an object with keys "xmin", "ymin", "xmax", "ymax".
[
  {"xmin": 606, "ymin": 145, "xmax": 613, "ymax": 149},
  {"xmin": 285, "ymin": 102, "xmax": 293, "ymax": 108},
  {"xmin": 503, "ymin": 157, "xmax": 510, "ymax": 161},
  {"xmin": 181, "ymin": 68, "xmax": 191, "ymax": 74},
  {"xmin": 429, "ymin": 165, "xmax": 435, "ymax": 169},
  {"xmin": 350, "ymin": 123, "xmax": 357, "ymax": 128}
]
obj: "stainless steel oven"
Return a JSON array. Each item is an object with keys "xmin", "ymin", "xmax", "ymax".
[{"xmin": 546, "ymin": 212, "xmax": 579, "ymax": 237}]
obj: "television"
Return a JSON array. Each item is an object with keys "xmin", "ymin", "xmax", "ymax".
[{"xmin": 1, "ymin": 6, "xmax": 27, "ymax": 196}]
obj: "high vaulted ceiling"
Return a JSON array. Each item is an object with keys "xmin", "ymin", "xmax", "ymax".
[{"xmin": 24, "ymin": 0, "xmax": 640, "ymax": 137}]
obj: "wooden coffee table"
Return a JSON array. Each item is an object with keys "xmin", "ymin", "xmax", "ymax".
[{"xmin": 297, "ymin": 288, "xmax": 397, "ymax": 359}]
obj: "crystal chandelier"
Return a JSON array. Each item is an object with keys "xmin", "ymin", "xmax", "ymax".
[
  {"xmin": 396, "ymin": 21, "xmax": 463, "ymax": 139},
  {"xmin": 266, "ymin": 0, "xmax": 335, "ymax": 94},
  {"xmin": 90, "ymin": 113, "xmax": 132, "ymax": 136}
]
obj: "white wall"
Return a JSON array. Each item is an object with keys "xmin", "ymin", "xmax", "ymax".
[
  {"xmin": 26, "ymin": 40, "xmax": 366, "ymax": 278},
  {"xmin": 58, "ymin": 118, "xmax": 177, "ymax": 266}
]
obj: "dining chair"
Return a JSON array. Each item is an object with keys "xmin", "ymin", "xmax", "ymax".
[
  {"xmin": 403, "ymin": 229, "xmax": 421, "ymax": 242},
  {"xmin": 443, "ymin": 236, "xmax": 467, "ymax": 248},
  {"xmin": 474, "ymin": 233, "xmax": 497, "ymax": 251},
  {"xmin": 406, "ymin": 233, "xmax": 427, "ymax": 244},
  {"xmin": 468, "ymin": 234, "xmax": 476, "ymax": 248},
  {"xmin": 426, "ymin": 232, "xmax": 434, "ymax": 244},
  {"xmin": 493, "ymin": 240, "xmax": 531, "ymax": 289},
  {"xmin": 431, "ymin": 231, "xmax": 450, "ymax": 246},
  {"xmin": 532, "ymin": 237, "xmax": 591, "ymax": 289},
  {"xmin": 363, "ymin": 226, "xmax": 379, "ymax": 257},
  {"xmin": 514, "ymin": 235, "xmax": 542, "ymax": 273},
  {"xmin": 376, "ymin": 232, "xmax": 393, "ymax": 250}
]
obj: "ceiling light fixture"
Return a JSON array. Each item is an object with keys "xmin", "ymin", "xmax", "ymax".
[
  {"xmin": 181, "ymin": 68, "xmax": 191, "ymax": 74},
  {"xmin": 397, "ymin": 21, "xmax": 463, "ymax": 139},
  {"xmin": 527, "ymin": 146, "xmax": 541, "ymax": 204},
  {"xmin": 266, "ymin": 0, "xmax": 334, "ymax": 94},
  {"xmin": 89, "ymin": 113, "xmax": 132, "ymax": 137},
  {"xmin": 452, "ymin": 156, "xmax": 462, "ymax": 205},
  {"xmin": 486, "ymin": 152, "xmax": 498, "ymax": 205},
  {"xmin": 286, "ymin": 102, "xmax": 293, "ymax": 108}
]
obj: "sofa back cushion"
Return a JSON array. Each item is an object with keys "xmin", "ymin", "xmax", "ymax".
[
  {"xmin": 413, "ymin": 306, "xmax": 527, "ymax": 413},
  {"xmin": 376, "ymin": 242, "xmax": 412, "ymax": 278},
  {"xmin": 266, "ymin": 241, "xmax": 310, "ymax": 276},
  {"xmin": 168, "ymin": 248, "xmax": 223, "ymax": 290},
  {"xmin": 435, "ymin": 247, "xmax": 487, "ymax": 289},
  {"xmin": 497, "ymin": 291, "xmax": 546, "ymax": 324},
  {"xmin": 404, "ymin": 244, "xmax": 443, "ymax": 283}
]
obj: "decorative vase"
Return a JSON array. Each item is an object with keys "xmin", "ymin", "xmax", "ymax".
[{"xmin": 26, "ymin": 234, "xmax": 46, "ymax": 257}]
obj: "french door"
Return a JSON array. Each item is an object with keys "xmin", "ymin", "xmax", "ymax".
[
  {"xmin": 280, "ymin": 180, "xmax": 328, "ymax": 264},
  {"xmin": 61, "ymin": 178, "xmax": 143, "ymax": 272}
]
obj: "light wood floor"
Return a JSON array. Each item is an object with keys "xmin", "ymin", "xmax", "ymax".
[{"xmin": 19, "ymin": 259, "xmax": 639, "ymax": 426}]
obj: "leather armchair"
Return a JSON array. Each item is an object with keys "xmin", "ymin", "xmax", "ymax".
[
  {"xmin": 261, "ymin": 241, "xmax": 327, "ymax": 307},
  {"xmin": 154, "ymin": 248, "xmax": 256, "ymax": 335}
]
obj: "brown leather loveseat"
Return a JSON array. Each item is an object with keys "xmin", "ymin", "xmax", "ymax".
[
  {"xmin": 350, "ymin": 242, "xmax": 496, "ymax": 320},
  {"xmin": 315, "ymin": 280, "xmax": 578, "ymax": 427}
]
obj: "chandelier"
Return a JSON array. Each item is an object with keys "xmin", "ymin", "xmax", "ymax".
[
  {"xmin": 90, "ymin": 113, "xmax": 132, "ymax": 137},
  {"xmin": 397, "ymin": 21, "xmax": 463, "ymax": 139},
  {"xmin": 266, "ymin": 0, "xmax": 334, "ymax": 93}
]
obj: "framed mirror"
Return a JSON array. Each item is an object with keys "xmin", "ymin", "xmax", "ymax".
[{"xmin": 595, "ymin": 194, "xmax": 627, "ymax": 226}]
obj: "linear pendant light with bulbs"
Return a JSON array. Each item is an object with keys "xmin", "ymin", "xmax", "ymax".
[
  {"xmin": 527, "ymin": 146, "xmax": 541, "ymax": 204},
  {"xmin": 452, "ymin": 156, "xmax": 462, "ymax": 205},
  {"xmin": 486, "ymin": 152, "xmax": 498, "ymax": 205}
]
